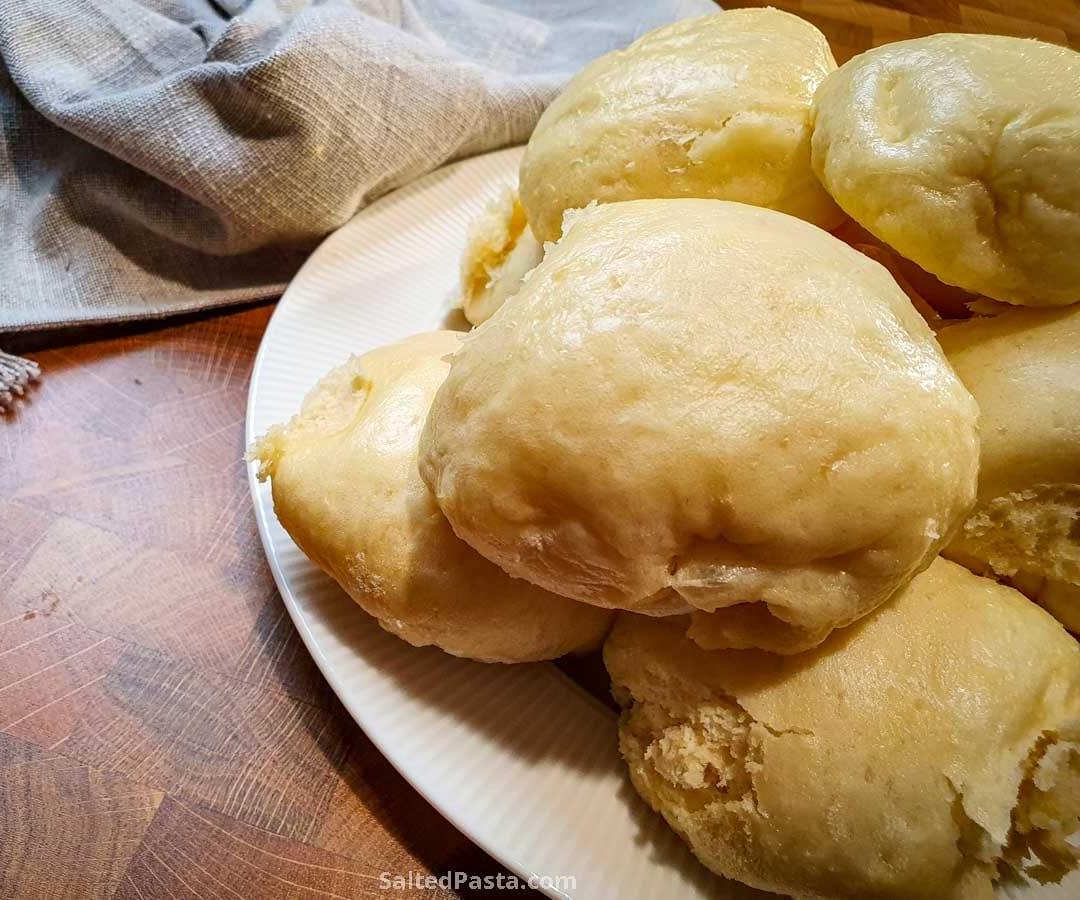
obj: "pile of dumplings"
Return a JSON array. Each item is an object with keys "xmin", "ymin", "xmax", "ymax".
[{"xmin": 254, "ymin": 9, "xmax": 1080, "ymax": 898}]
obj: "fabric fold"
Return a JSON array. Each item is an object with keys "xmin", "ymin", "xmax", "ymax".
[{"xmin": 0, "ymin": 0, "xmax": 714, "ymax": 333}]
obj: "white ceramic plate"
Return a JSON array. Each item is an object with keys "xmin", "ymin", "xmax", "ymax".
[
  {"xmin": 245, "ymin": 147, "xmax": 1075, "ymax": 900},
  {"xmin": 245, "ymin": 146, "xmax": 731, "ymax": 900}
]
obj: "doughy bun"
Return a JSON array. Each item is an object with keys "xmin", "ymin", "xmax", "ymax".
[
  {"xmin": 419, "ymin": 200, "xmax": 979, "ymax": 653},
  {"xmin": 460, "ymin": 188, "xmax": 543, "ymax": 326},
  {"xmin": 812, "ymin": 34, "xmax": 1080, "ymax": 307},
  {"xmin": 604, "ymin": 558, "xmax": 1080, "ymax": 899},
  {"xmin": 519, "ymin": 8, "xmax": 844, "ymax": 243},
  {"xmin": 252, "ymin": 332, "xmax": 612, "ymax": 663},
  {"xmin": 940, "ymin": 307, "xmax": 1080, "ymax": 632}
]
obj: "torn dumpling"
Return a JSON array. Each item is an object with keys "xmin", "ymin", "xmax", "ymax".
[
  {"xmin": 939, "ymin": 307, "xmax": 1080, "ymax": 634},
  {"xmin": 604, "ymin": 558, "xmax": 1080, "ymax": 899},
  {"xmin": 460, "ymin": 187, "xmax": 544, "ymax": 326}
]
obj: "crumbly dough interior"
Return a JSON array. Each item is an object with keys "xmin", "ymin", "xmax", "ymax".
[
  {"xmin": 939, "ymin": 307, "xmax": 1080, "ymax": 634},
  {"xmin": 459, "ymin": 188, "xmax": 544, "ymax": 325},
  {"xmin": 605, "ymin": 559, "xmax": 1080, "ymax": 899}
]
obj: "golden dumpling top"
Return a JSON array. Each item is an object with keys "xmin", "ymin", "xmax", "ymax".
[
  {"xmin": 812, "ymin": 34, "xmax": 1080, "ymax": 307},
  {"xmin": 419, "ymin": 200, "xmax": 979, "ymax": 653},
  {"xmin": 519, "ymin": 8, "xmax": 844, "ymax": 243}
]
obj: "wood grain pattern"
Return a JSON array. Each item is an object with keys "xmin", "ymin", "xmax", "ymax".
[
  {"xmin": 1, "ymin": 308, "xmax": 501, "ymax": 899},
  {"xmin": 112, "ymin": 797, "xmax": 434, "ymax": 900},
  {"xmin": 3, "ymin": 3, "xmax": 1079, "ymax": 898},
  {"xmin": 0, "ymin": 732, "xmax": 163, "ymax": 900},
  {"xmin": 732, "ymin": 0, "xmax": 1075, "ymax": 61}
]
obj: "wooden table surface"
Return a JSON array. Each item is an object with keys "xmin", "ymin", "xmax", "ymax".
[{"xmin": 3, "ymin": 3, "xmax": 1078, "ymax": 899}]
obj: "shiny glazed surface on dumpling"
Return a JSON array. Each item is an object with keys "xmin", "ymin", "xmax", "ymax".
[
  {"xmin": 520, "ymin": 8, "xmax": 844, "ymax": 243},
  {"xmin": 419, "ymin": 200, "xmax": 979, "ymax": 653},
  {"xmin": 812, "ymin": 34, "xmax": 1080, "ymax": 306}
]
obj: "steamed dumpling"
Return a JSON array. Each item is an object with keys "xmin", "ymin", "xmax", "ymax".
[
  {"xmin": 605, "ymin": 558, "xmax": 1080, "ymax": 898},
  {"xmin": 813, "ymin": 34, "xmax": 1080, "ymax": 307},
  {"xmin": 420, "ymin": 200, "xmax": 979, "ymax": 653},
  {"xmin": 459, "ymin": 188, "xmax": 544, "ymax": 326},
  {"xmin": 519, "ymin": 8, "xmax": 844, "ymax": 243},
  {"xmin": 253, "ymin": 331, "xmax": 612, "ymax": 663},
  {"xmin": 940, "ymin": 306, "xmax": 1080, "ymax": 632}
]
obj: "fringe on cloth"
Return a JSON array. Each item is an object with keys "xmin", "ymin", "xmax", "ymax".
[{"xmin": 0, "ymin": 349, "xmax": 40, "ymax": 411}]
